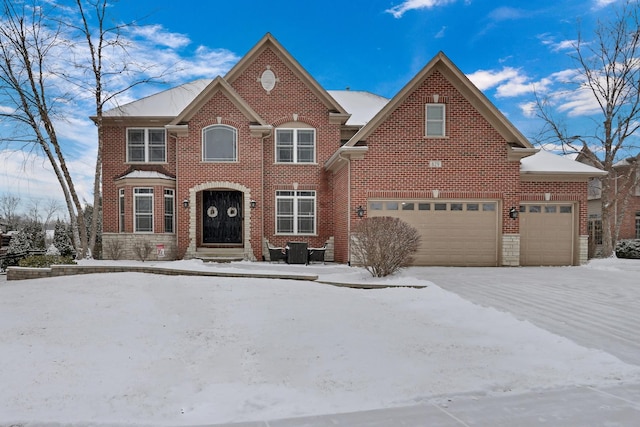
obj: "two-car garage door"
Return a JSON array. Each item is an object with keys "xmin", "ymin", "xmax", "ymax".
[
  {"xmin": 367, "ymin": 200, "xmax": 577, "ymax": 266},
  {"xmin": 368, "ymin": 200, "xmax": 499, "ymax": 266}
]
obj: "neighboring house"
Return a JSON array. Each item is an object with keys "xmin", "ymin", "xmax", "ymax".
[
  {"xmin": 99, "ymin": 33, "xmax": 605, "ymax": 266},
  {"xmin": 582, "ymin": 153, "xmax": 640, "ymax": 249}
]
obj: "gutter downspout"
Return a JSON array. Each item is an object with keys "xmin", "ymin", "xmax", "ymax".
[{"xmin": 261, "ymin": 129, "xmax": 272, "ymax": 259}]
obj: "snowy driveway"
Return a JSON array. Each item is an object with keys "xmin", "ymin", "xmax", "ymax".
[{"xmin": 417, "ymin": 260, "xmax": 640, "ymax": 366}]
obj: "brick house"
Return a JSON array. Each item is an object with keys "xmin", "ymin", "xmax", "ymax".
[
  {"xmin": 583, "ymin": 153, "xmax": 640, "ymax": 251},
  {"xmin": 100, "ymin": 33, "xmax": 605, "ymax": 266}
]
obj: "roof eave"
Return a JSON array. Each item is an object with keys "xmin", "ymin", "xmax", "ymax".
[{"xmin": 325, "ymin": 146, "xmax": 368, "ymax": 173}]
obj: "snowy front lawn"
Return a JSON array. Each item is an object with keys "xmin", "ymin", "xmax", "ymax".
[{"xmin": 1, "ymin": 264, "xmax": 639, "ymax": 425}]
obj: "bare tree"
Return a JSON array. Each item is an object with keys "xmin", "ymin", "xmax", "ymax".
[
  {"xmin": 0, "ymin": 193, "xmax": 21, "ymax": 230},
  {"xmin": 0, "ymin": 0, "xmax": 90, "ymax": 257},
  {"xmin": 71, "ymin": 0, "xmax": 166, "ymax": 256},
  {"xmin": 535, "ymin": 0, "xmax": 640, "ymax": 257}
]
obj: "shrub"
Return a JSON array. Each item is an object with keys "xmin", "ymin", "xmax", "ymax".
[
  {"xmin": 18, "ymin": 255, "xmax": 76, "ymax": 268},
  {"xmin": 105, "ymin": 239, "xmax": 124, "ymax": 260},
  {"xmin": 133, "ymin": 239, "xmax": 153, "ymax": 262},
  {"xmin": 615, "ymin": 239, "xmax": 640, "ymax": 259},
  {"xmin": 351, "ymin": 216, "xmax": 421, "ymax": 277}
]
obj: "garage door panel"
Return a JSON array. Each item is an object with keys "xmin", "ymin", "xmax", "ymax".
[
  {"xmin": 369, "ymin": 200, "xmax": 498, "ymax": 266},
  {"xmin": 520, "ymin": 204, "xmax": 575, "ymax": 266}
]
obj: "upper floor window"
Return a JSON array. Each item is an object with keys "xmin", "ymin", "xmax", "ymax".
[
  {"xmin": 276, "ymin": 128, "xmax": 315, "ymax": 163},
  {"xmin": 203, "ymin": 125, "xmax": 237, "ymax": 162},
  {"xmin": 127, "ymin": 128, "xmax": 166, "ymax": 163},
  {"xmin": 425, "ymin": 104, "xmax": 445, "ymax": 137}
]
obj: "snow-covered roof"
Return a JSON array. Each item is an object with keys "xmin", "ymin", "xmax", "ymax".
[
  {"xmin": 117, "ymin": 171, "xmax": 175, "ymax": 180},
  {"xmin": 328, "ymin": 90, "xmax": 389, "ymax": 126},
  {"xmin": 521, "ymin": 150, "xmax": 607, "ymax": 176},
  {"xmin": 103, "ymin": 79, "xmax": 213, "ymax": 118}
]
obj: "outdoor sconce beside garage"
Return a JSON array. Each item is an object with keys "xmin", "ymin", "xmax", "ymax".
[
  {"xmin": 509, "ymin": 207, "xmax": 519, "ymax": 219},
  {"xmin": 182, "ymin": 199, "xmax": 189, "ymax": 209},
  {"xmin": 355, "ymin": 205, "xmax": 366, "ymax": 218}
]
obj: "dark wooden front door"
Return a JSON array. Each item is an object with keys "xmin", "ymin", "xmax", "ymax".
[{"xmin": 202, "ymin": 190, "xmax": 242, "ymax": 245}]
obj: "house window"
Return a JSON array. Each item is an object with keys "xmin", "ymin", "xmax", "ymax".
[
  {"xmin": 134, "ymin": 188, "xmax": 153, "ymax": 233},
  {"xmin": 276, "ymin": 190, "xmax": 316, "ymax": 234},
  {"xmin": 276, "ymin": 128, "xmax": 315, "ymax": 163},
  {"xmin": 202, "ymin": 125, "xmax": 237, "ymax": 162},
  {"xmin": 588, "ymin": 217, "xmax": 603, "ymax": 245},
  {"xmin": 127, "ymin": 128, "xmax": 166, "ymax": 163},
  {"xmin": 164, "ymin": 189, "xmax": 174, "ymax": 233},
  {"xmin": 636, "ymin": 212, "xmax": 640, "ymax": 239},
  {"xmin": 425, "ymin": 104, "xmax": 445, "ymax": 137},
  {"xmin": 118, "ymin": 189, "xmax": 125, "ymax": 232}
]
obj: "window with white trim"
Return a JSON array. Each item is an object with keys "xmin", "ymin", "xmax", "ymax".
[
  {"xmin": 425, "ymin": 104, "xmax": 445, "ymax": 137},
  {"xmin": 127, "ymin": 128, "xmax": 166, "ymax": 162},
  {"xmin": 276, "ymin": 128, "xmax": 315, "ymax": 163},
  {"xmin": 276, "ymin": 190, "xmax": 316, "ymax": 234},
  {"xmin": 134, "ymin": 188, "xmax": 153, "ymax": 233},
  {"xmin": 118, "ymin": 188, "xmax": 125, "ymax": 232},
  {"xmin": 202, "ymin": 125, "xmax": 237, "ymax": 162},
  {"xmin": 164, "ymin": 189, "xmax": 174, "ymax": 233}
]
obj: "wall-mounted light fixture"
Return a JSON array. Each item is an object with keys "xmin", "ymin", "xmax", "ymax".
[
  {"xmin": 182, "ymin": 199, "xmax": 189, "ymax": 209},
  {"xmin": 250, "ymin": 199, "xmax": 257, "ymax": 209},
  {"xmin": 509, "ymin": 207, "xmax": 519, "ymax": 219},
  {"xmin": 355, "ymin": 205, "xmax": 366, "ymax": 218}
]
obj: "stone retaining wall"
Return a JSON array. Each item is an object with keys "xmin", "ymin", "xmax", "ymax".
[{"xmin": 6, "ymin": 264, "xmax": 318, "ymax": 282}]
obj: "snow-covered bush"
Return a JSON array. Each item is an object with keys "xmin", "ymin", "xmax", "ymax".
[
  {"xmin": 18, "ymin": 254, "xmax": 76, "ymax": 268},
  {"xmin": 615, "ymin": 239, "xmax": 640, "ymax": 259},
  {"xmin": 53, "ymin": 220, "xmax": 75, "ymax": 257},
  {"xmin": 351, "ymin": 216, "xmax": 421, "ymax": 277}
]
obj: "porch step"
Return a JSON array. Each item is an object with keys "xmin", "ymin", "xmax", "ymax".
[{"xmin": 194, "ymin": 248, "xmax": 245, "ymax": 263}]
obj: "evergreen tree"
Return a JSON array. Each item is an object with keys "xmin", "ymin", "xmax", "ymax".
[
  {"xmin": 53, "ymin": 220, "xmax": 75, "ymax": 257},
  {"xmin": 22, "ymin": 220, "xmax": 45, "ymax": 251}
]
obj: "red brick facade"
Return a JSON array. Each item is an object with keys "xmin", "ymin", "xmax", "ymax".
[{"xmin": 100, "ymin": 33, "xmax": 600, "ymax": 266}]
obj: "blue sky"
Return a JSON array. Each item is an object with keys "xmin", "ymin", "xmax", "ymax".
[{"xmin": 0, "ymin": 0, "xmax": 623, "ymax": 214}]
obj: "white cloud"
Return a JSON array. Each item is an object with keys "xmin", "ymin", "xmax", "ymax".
[
  {"xmin": 0, "ymin": 105, "xmax": 15, "ymax": 114},
  {"xmin": 519, "ymin": 101, "xmax": 538, "ymax": 118},
  {"xmin": 467, "ymin": 67, "xmax": 521, "ymax": 91},
  {"xmin": 435, "ymin": 26, "xmax": 447, "ymax": 38},
  {"xmin": 386, "ymin": 0, "xmax": 457, "ymax": 18},
  {"xmin": 128, "ymin": 24, "xmax": 191, "ymax": 49},
  {"xmin": 593, "ymin": 0, "xmax": 618, "ymax": 9}
]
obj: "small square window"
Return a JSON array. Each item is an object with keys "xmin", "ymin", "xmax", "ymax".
[
  {"xmin": 467, "ymin": 203, "xmax": 479, "ymax": 211},
  {"xmin": 401, "ymin": 202, "xmax": 415, "ymax": 211},
  {"xmin": 418, "ymin": 203, "xmax": 431, "ymax": 211},
  {"xmin": 434, "ymin": 203, "xmax": 447, "ymax": 211},
  {"xmin": 560, "ymin": 206, "xmax": 572, "ymax": 214},
  {"xmin": 386, "ymin": 202, "xmax": 399, "ymax": 210},
  {"xmin": 482, "ymin": 203, "xmax": 496, "ymax": 212},
  {"xmin": 529, "ymin": 205, "xmax": 541, "ymax": 213},
  {"xmin": 369, "ymin": 202, "xmax": 383, "ymax": 211},
  {"xmin": 545, "ymin": 205, "xmax": 557, "ymax": 213},
  {"xmin": 451, "ymin": 203, "xmax": 463, "ymax": 211}
]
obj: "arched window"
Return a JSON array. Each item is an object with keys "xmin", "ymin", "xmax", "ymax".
[{"xmin": 202, "ymin": 125, "xmax": 237, "ymax": 162}]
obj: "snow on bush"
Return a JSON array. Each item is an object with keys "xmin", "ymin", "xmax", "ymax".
[{"xmin": 615, "ymin": 239, "xmax": 640, "ymax": 259}]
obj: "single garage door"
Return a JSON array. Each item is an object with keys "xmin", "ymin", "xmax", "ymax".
[
  {"xmin": 520, "ymin": 203, "xmax": 575, "ymax": 266},
  {"xmin": 368, "ymin": 200, "xmax": 499, "ymax": 266}
]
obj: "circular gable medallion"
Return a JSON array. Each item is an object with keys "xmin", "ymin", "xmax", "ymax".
[{"xmin": 260, "ymin": 68, "xmax": 277, "ymax": 92}]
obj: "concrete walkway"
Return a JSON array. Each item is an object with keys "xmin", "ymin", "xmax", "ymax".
[{"xmin": 194, "ymin": 263, "xmax": 640, "ymax": 426}]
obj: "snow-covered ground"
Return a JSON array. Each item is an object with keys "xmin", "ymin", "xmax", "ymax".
[{"xmin": 0, "ymin": 258, "xmax": 639, "ymax": 426}]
